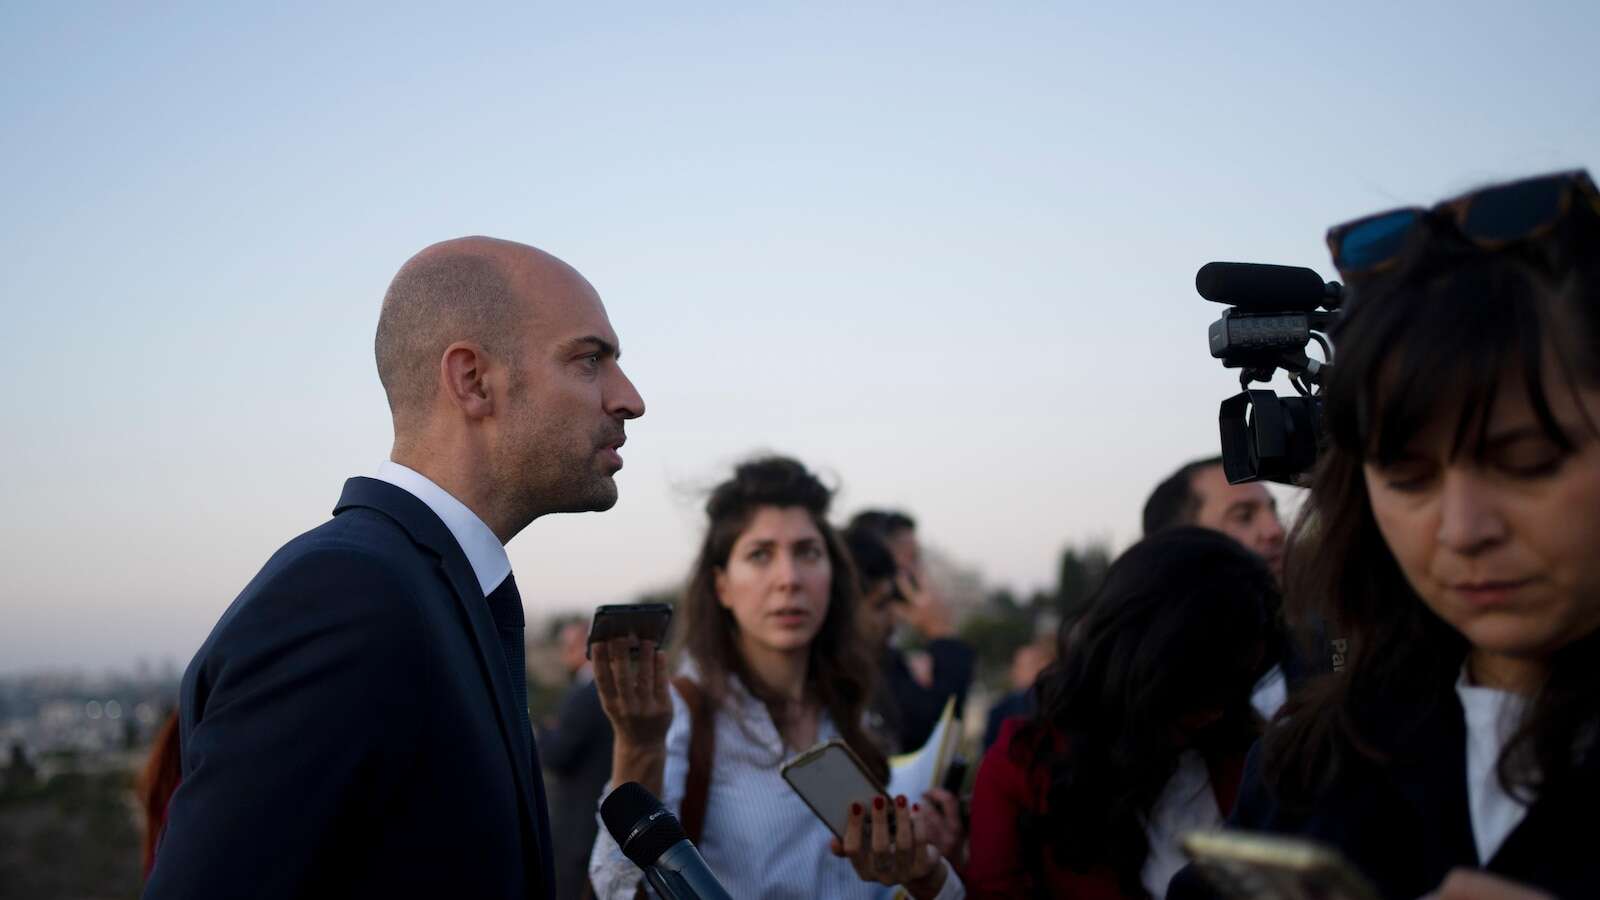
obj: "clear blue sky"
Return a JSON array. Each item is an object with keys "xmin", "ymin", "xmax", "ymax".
[{"xmin": 3, "ymin": 1, "xmax": 1596, "ymax": 672}]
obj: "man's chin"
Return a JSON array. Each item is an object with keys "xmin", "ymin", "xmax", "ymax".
[
  {"xmin": 562, "ymin": 476, "xmax": 619, "ymax": 513},
  {"xmin": 528, "ymin": 465, "xmax": 622, "ymax": 516}
]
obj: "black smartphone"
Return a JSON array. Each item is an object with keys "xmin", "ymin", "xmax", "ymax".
[
  {"xmin": 586, "ymin": 603, "xmax": 673, "ymax": 659},
  {"xmin": 941, "ymin": 755, "xmax": 969, "ymax": 794},
  {"xmin": 938, "ymin": 754, "xmax": 971, "ymax": 829}
]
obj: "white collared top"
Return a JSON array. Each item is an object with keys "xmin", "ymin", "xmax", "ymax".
[
  {"xmin": 1456, "ymin": 666, "xmax": 1530, "ymax": 863},
  {"xmin": 374, "ymin": 460, "xmax": 511, "ymax": 595},
  {"xmin": 588, "ymin": 668, "xmax": 965, "ymax": 900}
]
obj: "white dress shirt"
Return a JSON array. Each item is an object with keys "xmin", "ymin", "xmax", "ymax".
[
  {"xmin": 373, "ymin": 460, "xmax": 510, "ymax": 594},
  {"xmin": 589, "ymin": 669, "xmax": 964, "ymax": 900},
  {"xmin": 1456, "ymin": 667, "xmax": 1530, "ymax": 863}
]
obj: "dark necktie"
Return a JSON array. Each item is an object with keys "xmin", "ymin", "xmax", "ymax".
[{"xmin": 484, "ymin": 573, "xmax": 532, "ymax": 758}]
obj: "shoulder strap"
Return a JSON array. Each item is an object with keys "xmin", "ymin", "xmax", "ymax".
[{"xmin": 671, "ymin": 676, "xmax": 717, "ymax": 844}]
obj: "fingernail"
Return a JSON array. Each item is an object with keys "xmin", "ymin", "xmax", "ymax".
[
  {"xmin": 850, "ymin": 802, "xmax": 862, "ymax": 815},
  {"xmin": 873, "ymin": 796, "xmax": 885, "ymax": 811},
  {"xmin": 895, "ymin": 795, "xmax": 907, "ymax": 808},
  {"xmin": 912, "ymin": 803, "xmax": 920, "ymax": 812}
]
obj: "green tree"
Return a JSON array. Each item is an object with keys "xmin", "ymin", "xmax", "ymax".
[
  {"xmin": 1054, "ymin": 542, "xmax": 1112, "ymax": 620},
  {"xmin": 960, "ymin": 588, "xmax": 1037, "ymax": 685}
]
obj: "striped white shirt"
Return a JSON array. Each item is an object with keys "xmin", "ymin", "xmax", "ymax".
[{"xmin": 588, "ymin": 671, "xmax": 963, "ymax": 900}]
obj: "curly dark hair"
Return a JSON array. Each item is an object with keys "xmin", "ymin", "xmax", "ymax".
[
  {"xmin": 673, "ymin": 456, "xmax": 889, "ymax": 783},
  {"xmin": 1014, "ymin": 527, "xmax": 1277, "ymax": 898},
  {"xmin": 1266, "ymin": 183, "xmax": 1600, "ymax": 810}
]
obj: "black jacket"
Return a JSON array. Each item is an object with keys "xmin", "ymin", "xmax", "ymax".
[
  {"xmin": 538, "ymin": 679, "xmax": 613, "ymax": 900},
  {"xmin": 145, "ymin": 478, "xmax": 556, "ymax": 899},
  {"xmin": 1169, "ymin": 683, "xmax": 1600, "ymax": 899},
  {"xmin": 878, "ymin": 638, "xmax": 977, "ymax": 753}
]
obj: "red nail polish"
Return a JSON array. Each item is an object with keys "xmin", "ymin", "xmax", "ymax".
[
  {"xmin": 912, "ymin": 803, "xmax": 921, "ymax": 812},
  {"xmin": 873, "ymin": 796, "xmax": 885, "ymax": 811},
  {"xmin": 850, "ymin": 802, "xmax": 862, "ymax": 815},
  {"xmin": 896, "ymin": 795, "xmax": 907, "ymax": 808}
]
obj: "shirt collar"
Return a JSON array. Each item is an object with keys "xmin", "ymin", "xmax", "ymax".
[
  {"xmin": 1455, "ymin": 664, "xmax": 1527, "ymax": 730},
  {"xmin": 374, "ymin": 460, "xmax": 512, "ymax": 595}
]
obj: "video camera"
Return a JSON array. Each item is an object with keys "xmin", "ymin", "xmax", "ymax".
[{"xmin": 1197, "ymin": 262, "xmax": 1343, "ymax": 485}]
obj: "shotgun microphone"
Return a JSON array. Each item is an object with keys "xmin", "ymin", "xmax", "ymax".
[
  {"xmin": 601, "ymin": 782, "xmax": 734, "ymax": 900},
  {"xmin": 1196, "ymin": 262, "xmax": 1339, "ymax": 312}
]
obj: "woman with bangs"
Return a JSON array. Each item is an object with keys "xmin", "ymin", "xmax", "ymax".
[
  {"xmin": 1172, "ymin": 171, "xmax": 1600, "ymax": 900},
  {"xmin": 587, "ymin": 456, "xmax": 961, "ymax": 900}
]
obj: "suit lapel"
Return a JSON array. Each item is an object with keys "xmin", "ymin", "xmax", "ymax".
[
  {"xmin": 525, "ymin": 716, "xmax": 557, "ymax": 897},
  {"xmin": 435, "ymin": 544, "xmax": 538, "ymax": 785},
  {"xmin": 1486, "ymin": 729, "xmax": 1600, "ymax": 877},
  {"xmin": 335, "ymin": 477, "xmax": 546, "ymax": 893}
]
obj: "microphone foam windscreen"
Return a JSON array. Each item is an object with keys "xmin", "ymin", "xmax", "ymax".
[
  {"xmin": 602, "ymin": 782, "xmax": 689, "ymax": 867},
  {"xmin": 1196, "ymin": 262, "xmax": 1326, "ymax": 312}
]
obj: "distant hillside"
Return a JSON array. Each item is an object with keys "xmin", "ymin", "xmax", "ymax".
[{"xmin": 1, "ymin": 752, "xmax": 143, "ymax": 900}]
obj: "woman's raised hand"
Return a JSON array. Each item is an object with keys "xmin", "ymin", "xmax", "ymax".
[{"xmin": 593, "ymin": 637, "xmax": 672, "ymax": 746}]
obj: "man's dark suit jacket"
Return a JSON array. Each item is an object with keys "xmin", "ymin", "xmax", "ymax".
[
  {"xmin": 537, "ymin": 678, "xmax": 613, "ymax": 900},
  {"xmin": 1167, "ymin": 683, "xmax": 1600, "ymax": 899},
  {"xmin": 144, "ymin": 477, "xmax": 556, "ymax": 899}
]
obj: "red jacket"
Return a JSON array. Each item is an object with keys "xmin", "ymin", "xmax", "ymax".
[{"xmin": 964, "ymin": 717, "xmax": 1244, "ymax": 899}]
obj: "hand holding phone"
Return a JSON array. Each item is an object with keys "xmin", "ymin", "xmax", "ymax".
[
  {"xmin": 781, "ymin": 740, "xmax": 888, "ymax": 839},
  {"xmin": 591, "ymin": 631, "xmax": 674, "ymax": 792}
]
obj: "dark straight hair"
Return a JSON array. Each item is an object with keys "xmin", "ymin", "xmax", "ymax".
[
  {"xmin": 847, "ymin": 509, "xmax": 916, "ymax": 538},
  {"xmin": 841, "ymin": 525, "xmax": 899, "ymax": 586},
  {"xmin": 1015, "ymin": 527, "xmax": 1277, "ymax": 898},
  {"xmin": 1267, "ymin": 196, "xmax": 1600, "ymax": 809}
]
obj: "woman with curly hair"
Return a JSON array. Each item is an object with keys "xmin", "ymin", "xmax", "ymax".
[{"xmin": 588, "ymin": 456, "xmax": 958, "ymax": 899}]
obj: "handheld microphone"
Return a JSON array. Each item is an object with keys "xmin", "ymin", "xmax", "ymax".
[
  {"xmin": 601, "ymin": 782, "xmax": 734, "ymax": 900},
  {"xmin": 1196, "ymin": 262, "xmax": 1340, "ymax": 312}
]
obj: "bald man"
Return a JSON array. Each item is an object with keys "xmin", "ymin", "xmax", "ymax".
[{"xmin": 145, "ymin": 238, "xmax": 644, "ymax": 900}]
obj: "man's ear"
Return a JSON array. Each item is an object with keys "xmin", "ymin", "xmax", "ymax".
[{"xmin": 440, "ymin": 342, "xmax": 494, "ymax": 420}]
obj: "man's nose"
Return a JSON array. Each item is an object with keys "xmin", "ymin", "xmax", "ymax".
[
  {"xmin": 1259, "ymin": 513, "xmax": 1286, "ymax": 548},
  {"xmin": 607, "ymin": 366, "xmax": 645, "ymax": 420}
]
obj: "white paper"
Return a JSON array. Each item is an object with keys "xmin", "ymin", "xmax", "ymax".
[{"xmin": 886, "ymin": 696, "xmax": 959, "ymax": 801}]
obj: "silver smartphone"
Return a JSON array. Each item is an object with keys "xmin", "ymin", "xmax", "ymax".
[
  {"xmin": 780, "ymin": 740, "xmax": 888, "ymax": 840},
  {"xmin": 1181, "ymin": 830, "xmax": 1381, "ymax": 900}
]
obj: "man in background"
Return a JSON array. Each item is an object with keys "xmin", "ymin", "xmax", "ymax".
[
  {"xmin": 538, "ymin": 618, "xmax": 614, "ymax": 900},
  {"xmin": 146, "ymin": 237, "xmax": 644, "ymax": 899},
  {"xmin": 1142, "ymin": 456, "xmax": 1286, "ymax": 580},
  {"xmin": 1142, "ymin": 456, "xmax": 1294, "ymax": 717},
  {"xmin": 981, "ymin": 637, "xmax": 1056, "ymax": 751},
  {"xmin": 847, "ymin": 510, "xmax": 975, "ymax": 753}
]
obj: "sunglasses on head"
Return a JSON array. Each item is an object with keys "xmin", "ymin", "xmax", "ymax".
[{"xmin": 1325, "ymin": 169, "xmax": 1600, "ymax": 279}]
